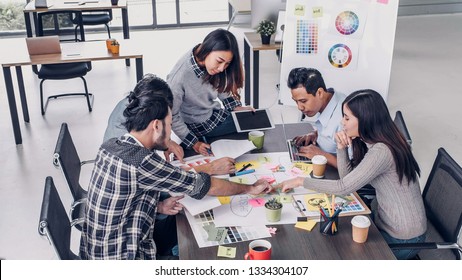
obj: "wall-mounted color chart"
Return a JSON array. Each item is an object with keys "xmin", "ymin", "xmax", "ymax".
[
  {"xmin": 280, "ymin": 0, "xmax": 398, "ymax": 103},
  {"xmin": 295, "ymin": 19, "xmax": 319, "ymax": 54}
]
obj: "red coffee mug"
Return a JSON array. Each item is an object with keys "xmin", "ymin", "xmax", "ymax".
[{"xmin": 244, "ymin": 239, "xmax": 272, "ymax": 260}]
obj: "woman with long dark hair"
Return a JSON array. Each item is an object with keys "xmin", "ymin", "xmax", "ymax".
[
  {"xmin": 167, "ymin": 29, "xmax": 253, "ymax": 156},
  {"xmin": 276, "ymin": 89, "xmax": 426, "ymax": 259}
]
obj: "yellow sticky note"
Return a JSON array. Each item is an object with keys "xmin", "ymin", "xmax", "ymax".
[
  {"xmin": 294, "ymin": 4, "xmax": 305, "ymax": 16},
  {"xmin": 235, "ymin": 160, "xmax": 260, "ymax": 171},
  {"xmin": 293, "ymin": 162, "xmax": 313, "ymax": 175},
  {"xmin": 312, "ymin": 7, "xmax": 323, "ymax": 18},
  {"xmin": 295, "ymin": 220, "xmax": 317, "ymax": 232},
  {"xmin": 218, "ymin": 196, "xmax": 231, "ymax": 204},
  {"xmin": 217, "ymin": 245, "xmax": 236, "ymax": 258}
]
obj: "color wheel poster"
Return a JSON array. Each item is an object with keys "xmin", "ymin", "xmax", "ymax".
[{"xmin": 280, "ymin": 0, "xmax": 398, "ymax": 103}]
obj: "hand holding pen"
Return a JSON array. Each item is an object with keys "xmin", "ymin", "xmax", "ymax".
[{"xmin": 193, "ymin": 141, "xmax": 213, "ymax": 157}]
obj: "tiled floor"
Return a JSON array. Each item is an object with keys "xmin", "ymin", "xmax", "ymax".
[{"xmin": 0, "ymin": 13, "xmax": 461, "ymax": 259}]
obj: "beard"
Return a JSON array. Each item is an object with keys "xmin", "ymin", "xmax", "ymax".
[{"xmin": 152, "ymin": 127, "xmax": 169, "ymax": 151}]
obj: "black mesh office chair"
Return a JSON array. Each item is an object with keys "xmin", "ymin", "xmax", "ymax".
[
  {"xmin": 72, "ymin": 10, "xmax": 113, "ymax": 41},
  {"xmin": 389, "ymin": 148, "xmax": 462, "ymax": 260},
  {"xmin": 53, "ymin": 123, "xmax": 94, "ymax": 231},
  {"xmin": 38, "ymin": 176, "xmax": 81, "ymax": 260}
]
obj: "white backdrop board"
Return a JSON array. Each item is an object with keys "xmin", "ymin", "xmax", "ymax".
[{"xmin": 279, "ymin": 0, "xmax": 399, "ymax": 104}]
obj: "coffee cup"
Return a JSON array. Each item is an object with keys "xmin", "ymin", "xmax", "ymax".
[
  {"xmin": 351, "ymin": 215, "xmax": 371, "ymax": 243},
  {"xmin": 106, "ymin": 38, "xmax": 116, "ymax": 50},
  {"xmin": 248, "ymin": 131, "xmax": 264, "ymax": 149},
  {"xmin": 312, "ymin": 155, "xmax": 327, "ymax": 178},
  {"xmin": 244, "ymin": 239, "xmax": 271, "ymax": 260}
]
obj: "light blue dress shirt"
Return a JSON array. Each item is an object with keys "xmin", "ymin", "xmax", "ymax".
[{"xmin": 314, "ymin": 91, "xmax": 346, "ymax": 154}]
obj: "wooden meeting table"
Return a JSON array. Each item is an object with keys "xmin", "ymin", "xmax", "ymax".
[
  {"xmin": 1, "ymin": 39, "xmax": 143, "ymax": 144},
  {"xmin": 177, "ymin": 123, "xmax": 396, "ymax": 259}
]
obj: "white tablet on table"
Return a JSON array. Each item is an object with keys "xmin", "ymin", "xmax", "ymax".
[{"xmin": 231, "ymin": 109, "xmax": 275, "ymax": 133}]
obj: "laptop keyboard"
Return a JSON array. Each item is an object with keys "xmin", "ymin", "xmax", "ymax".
[{"xmin": 287, "ymin": 140, "xmax": 312, "ymax": 163}]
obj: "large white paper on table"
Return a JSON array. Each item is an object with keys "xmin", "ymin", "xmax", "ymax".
[
  {"xmin": 178, "ymin": 195, "xmax": 221, "ymax": 216},
  {"xmin": 211, "ymin": 139, "xmax": 256, "ymax": 159}
]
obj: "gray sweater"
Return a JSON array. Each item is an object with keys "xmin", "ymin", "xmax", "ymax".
[
  {"xmin": 167, "ymin": 49, "xmax": 234, "ymax": 141},
  {"xmin": 303, "ymin": 142, "xmax": 427, "ymax": 240}
]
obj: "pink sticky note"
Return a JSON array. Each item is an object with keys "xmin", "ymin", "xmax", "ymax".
[
  {"xmin": 248, "ymin": 198, "xmax": 266, "ymax": 207},
  {"xmin": 377, "ymin": 0, "xmax": 388, "ymax": 4},
  {"xmin": 291, "ymin": 167, "xmax": 303, "ymax": 175},
  {"xmin": 268, "ymin": 227, "xmax": 277, "ymax": 235}
]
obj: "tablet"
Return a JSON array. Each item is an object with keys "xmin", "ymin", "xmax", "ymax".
[{"xmin": 231, "ymin": 109, "xmax": 275, "ymax": 133}]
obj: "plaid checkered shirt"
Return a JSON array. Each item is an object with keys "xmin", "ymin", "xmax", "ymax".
[{"xmin": 79, "ymin": 135, "xmax": 211, "ymax": 259}]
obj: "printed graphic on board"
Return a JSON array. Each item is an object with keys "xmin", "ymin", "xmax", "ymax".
[
  {"xmin": 295, "ymin": 19, "xmax": 319, "ymax": 54},
  {"xmin": 324, "ymin": 40, "xmax": 359, "ymax": 70},
  {"xmin": 328, "ymin": 44, "xmax": 352, "ymax": 68},
  {"xmin": 328, "ymin": 4, "xmax": 369, "ymax": 39},
  {"xmin": 335, "ymin": 11, "xmax": 359, "ymax": 35}
]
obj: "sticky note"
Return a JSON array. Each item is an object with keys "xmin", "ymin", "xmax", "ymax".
[
  {"xmin": 312, "ymin": 7, "xmax": 323, "ymax": 18},
  {"xmin": 218, "ymin": 196, "xmax": 231, "ymax": 204},
  {"xmin": 259, "ymin": 175, "xmax": 276, "ymax": 184},
  {"xmin": 294, "ymin": 4, "xmax": 305, "ymax": 16},
  {"xmin": 279, "ymin": 195, "xmax": 293, "ymax": 203},
  {"xmin": 377, "ymin": 0, "xmax": 389, "ymax": 4},
  {"xmin": 217, "ymin": 246, "xmax": 236, "ymax": 258},
  {"xmin": 293, "ymin": 162, "xmax": 313, "ymax": 175},
  {"xmin": 295, "ymin": 220, "xmax": 317, "ymax": 231},
  {"xmin": 249, "ymin": 198, "xmax": 266, "ymax": 207}
]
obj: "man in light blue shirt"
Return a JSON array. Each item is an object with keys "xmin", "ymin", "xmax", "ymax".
[{"xmin": 287, "ymin": 67, "xmax": 346, "ymax": 168}]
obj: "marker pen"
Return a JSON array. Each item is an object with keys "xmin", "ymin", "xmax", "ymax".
[{"xmin": 229, "ymin": 169, "xmax": 255, "ymax": 177}]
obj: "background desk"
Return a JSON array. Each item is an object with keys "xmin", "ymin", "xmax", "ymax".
[
  {"xmin": 243, "ymin": 32, "xmax": 281, "ymax": 109},
  {"xmin": 1, "ymin": 39, "xmax": 143, "ymax": 145},
  {"xmin": 178, "ymin": 123, "xmax": 396, "ymax": 259},
  {"xmin": 23, "ymin": 0, "xmax": 130, "ymax": 42}
]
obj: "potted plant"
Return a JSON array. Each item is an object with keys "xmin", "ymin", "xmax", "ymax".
[
  {"xmin": 265, "ymin": 197, "xmax": 283, "ymax": 222},
  {"xmin": 256, "ymin": 19, "xmax": 276, "ymax": 45},
  {"xmin": 110, "ymin": 40, "xmax": 120, "ymax": 54}
]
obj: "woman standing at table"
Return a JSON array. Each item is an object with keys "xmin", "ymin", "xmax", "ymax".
[
  {"xmin": 167, "ymin": 29, "xmax": 253, "ymax": 156},
  {"xmin": 276, "ymin": 89, "xmax": 427, "ymax": 260}
]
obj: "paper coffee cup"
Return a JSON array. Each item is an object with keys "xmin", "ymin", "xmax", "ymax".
[
  {"xmin": 351, "ymin": 215, "xmax": 371, "ymax": 243},
  {"xmin": 248, "ymin": 131, "xmax": 265, "ymax": 149},
  {"xmin": 312, "ymin": 155, "xmax": 327, "ymax": 178}
]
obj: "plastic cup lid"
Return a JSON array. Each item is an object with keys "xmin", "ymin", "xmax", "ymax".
[
  {"xmin": 351, "ymin": 215, "xmax": 371, "ymax": 228},
  {"xmin": 312, "ymin": 155, "xmax": 327, "ymax": 164}
]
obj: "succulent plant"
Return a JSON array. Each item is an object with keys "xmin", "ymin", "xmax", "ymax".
[{"xmin": 265, "ymin": 197, "xmax": 282, "ymax": 210}]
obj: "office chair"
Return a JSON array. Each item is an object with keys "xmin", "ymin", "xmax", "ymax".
[
  {"xmin": 357, "ymin": 110, "xmax": 414, "ymax": 207},
  {"xmin": 389, "ymin": 148, "xmax": 462, "ymax": 260},
  {"xmin": 72, "ymin": 10, "xmax": 113, "ymax": 41},
  {"xmin": 53, "ymin": 123, "xmax": 94, "ymax": 231},
  {"xmin": 227, "ymin": 0, "xmax": 251, "ymax": 30},
  {"xmin": 394, "ymin": 110, "xmax": 412, "ymax": 146},
  {"xmin": 36, "ymin": 12, "xmax": 94, "ymax": 115},
  {"xmin": 38, "ymin": 176, "xmax": 81, "ymax": 260}
]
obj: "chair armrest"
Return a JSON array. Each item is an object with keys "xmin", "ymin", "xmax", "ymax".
[{"xmin": 80, "ymin": 159, "xmax": 95, "ymax": 166}]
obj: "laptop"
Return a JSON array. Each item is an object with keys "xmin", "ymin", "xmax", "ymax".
[
  {"xmin": 281, "ymin": 113, "xmax": 311, "ymax": 163},
  {"xmin": 25, "ymin": 36, "xmax": 61, "ymax": 56}
]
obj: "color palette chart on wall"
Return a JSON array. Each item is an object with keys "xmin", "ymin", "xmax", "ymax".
[
  {"xmin": 335, "ymin": 11, "xmax": 360, "ymax": 35},
  {"xmin": 295, "ymin": 19, "xmax": 319, "ymax": 54}
]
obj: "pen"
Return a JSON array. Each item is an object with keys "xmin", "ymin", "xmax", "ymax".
[
  {"xmin": 206, "ymin": 148, "xmax": 213, "ymax": 155},
  {"xmin": 236, "ymin": 163, "xmax": 252, "ymax": 173},
  {"xmin": 229, "ymin": 169, "xmax": 255, "ymax": 177}
]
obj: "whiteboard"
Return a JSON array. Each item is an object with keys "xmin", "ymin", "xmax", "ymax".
[{"xmin": 279, "ymin": 0, "xmax": 399, "ymax": 104}]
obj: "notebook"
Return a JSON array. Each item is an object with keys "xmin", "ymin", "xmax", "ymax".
[{"xmin": 25, "ymin": 36, "xmax": 61, "ymax": 56}]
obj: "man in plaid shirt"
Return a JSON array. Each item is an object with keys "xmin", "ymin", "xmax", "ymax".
[{"xmin": 79, "ymin": 76, "xmax": 270, "ymax": 260}]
